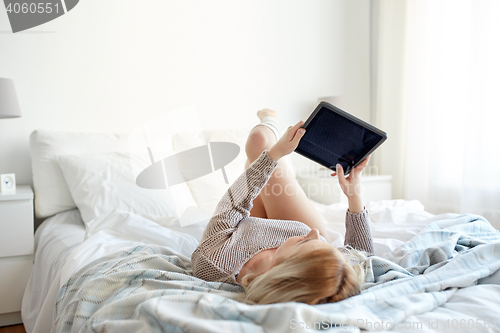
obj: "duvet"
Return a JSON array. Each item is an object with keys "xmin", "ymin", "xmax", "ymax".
[{"xmin": 52, "ymin": 211, "xmax": 500, "ymax": 333}]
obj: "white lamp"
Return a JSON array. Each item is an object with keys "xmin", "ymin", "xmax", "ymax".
[
  {"xmin": 0, "ymin": 78, "xmax": 21, "ymax": 194},
  {"xmin": 0, "ymin": 78, "xmax": 22, "ymax": 118}
]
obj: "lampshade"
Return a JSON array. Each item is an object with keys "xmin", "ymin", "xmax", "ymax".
[{"xmin": 0, "ymin": 78, "xmax": 22, "ymax": 118}]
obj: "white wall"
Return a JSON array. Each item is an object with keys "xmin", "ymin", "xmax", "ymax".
[
  {"xmin": 0, "ymin": 0, "xmax": 358, "ymax": 186},
  {"xmin": 371, "ymin": 0, "xmax": 408, "ymax": 199},
  {"xmin": 344, "ymin": 0, "xmax": 371, "ymax": 123}
]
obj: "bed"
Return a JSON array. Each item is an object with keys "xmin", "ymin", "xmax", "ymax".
[{"xmin": 22, "ymin": 127, "xmax": 500, "ymax": 333}]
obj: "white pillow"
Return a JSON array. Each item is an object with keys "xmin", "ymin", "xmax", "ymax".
[
  {"xmin": 57, "ymin": 152, "xmax": 177, "ymax": 223},
  {"xmin": 30, "ymin": 130, "xmax": 129, "ymax": 218}
]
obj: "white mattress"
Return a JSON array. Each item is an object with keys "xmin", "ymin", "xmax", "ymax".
[{"xmin": 22, "ymin": 201, "xmax": 500, "ymax": 333}]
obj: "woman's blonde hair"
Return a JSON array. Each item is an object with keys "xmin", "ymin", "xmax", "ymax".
[{"xmin": 239, "ymin": 245, "xmax": 366, "ymax": 305}]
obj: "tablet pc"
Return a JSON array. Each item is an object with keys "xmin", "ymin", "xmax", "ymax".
[{"xmin": 295, "ymin": 101, "xmax": 387, "ymax": 175}]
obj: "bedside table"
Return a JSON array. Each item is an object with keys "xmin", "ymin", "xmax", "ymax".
[
  {"xmin": 0, "ymin": 185, "xmax": 34, "ymax": 327},
  {"xmin": 296, "ymin": 173, "xmax": 392, "ymax": 205}
]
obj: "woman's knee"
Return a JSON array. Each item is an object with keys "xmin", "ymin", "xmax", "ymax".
[{"xmin": 245, "ymin": 126, "xmax": 275, "ymax": 162}]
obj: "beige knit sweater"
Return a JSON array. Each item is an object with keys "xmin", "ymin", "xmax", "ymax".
[{"xmin": 191, "ymin": 150, "xmax": 374, "ymax": 285}]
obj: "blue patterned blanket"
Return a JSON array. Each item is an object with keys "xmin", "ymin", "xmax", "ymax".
[{"xmin": 52, "ymin": 214, "xmax": 500, "ymax": 332}]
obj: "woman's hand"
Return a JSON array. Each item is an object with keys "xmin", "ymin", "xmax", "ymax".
[
  {"xmin": 268, "ymin": 121, "xmax": 306, "ymax": 161},
  {"xmin": 331, "ymin": 156, "xmax": 370, "ymax": 213}
]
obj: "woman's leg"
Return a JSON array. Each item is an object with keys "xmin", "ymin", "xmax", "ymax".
[{"xmin": 245, "ymin": 113, "xmax": 329, "ymax": 237}]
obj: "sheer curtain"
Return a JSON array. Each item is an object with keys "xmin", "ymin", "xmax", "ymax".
[{"xmin": 404, "ymin": 0, "xmax": 500, "ymax": 227}]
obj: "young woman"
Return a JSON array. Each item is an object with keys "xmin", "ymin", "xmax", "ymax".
[{"xmin": 191, "ymin": 110, "xmax": 374, "ymax": 305}]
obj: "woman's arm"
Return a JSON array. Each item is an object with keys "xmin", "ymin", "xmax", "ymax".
[
  {"xmin": 200, "ymin": 151, "xmax": 278, "ymax": 240},
  {"xmin": 331, "ymin": 157, "xmax": 375, "ymax": 254},
  {"xmin": 331, "ymin": 157, "xmax": 370, "ymax": 213},
  {"xmin": 344, "ymin": 209, "xmax": 374, "ymax": 254}
]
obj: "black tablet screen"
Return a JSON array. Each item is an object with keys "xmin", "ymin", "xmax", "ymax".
[{"xmin": 296, "ymin": 106, "xmax": 383, "ymax": 172}]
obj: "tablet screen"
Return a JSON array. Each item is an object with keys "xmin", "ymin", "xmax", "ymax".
[{"xmin": 296, "ymin": 105, "xmax": 386, "ymax": 173}]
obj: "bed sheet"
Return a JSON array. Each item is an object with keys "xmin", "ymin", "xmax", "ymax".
[
  {"xmin": 22, "ymin": 209, "xmax": 85, "ymax": 333},
  {"xmin": 22, "ymin": 200, "xmax": 500, "ymax": 333},
  {"xmin": 22, "ymin": 209, "xmax": 212, "ymax": 333},
  {"xmin": 52, "ymin": 211, "xmax": 500, "ymax": 333}
]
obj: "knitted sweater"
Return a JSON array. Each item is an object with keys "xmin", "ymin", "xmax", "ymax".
[{"xmin": 191, "ymin": 150, "xmax": 374, "ymax": 285}]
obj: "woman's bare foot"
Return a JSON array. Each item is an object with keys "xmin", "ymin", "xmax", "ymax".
[{"xmin": 257, "ymin": 109, "xmax": 278, "ymax": 121}]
